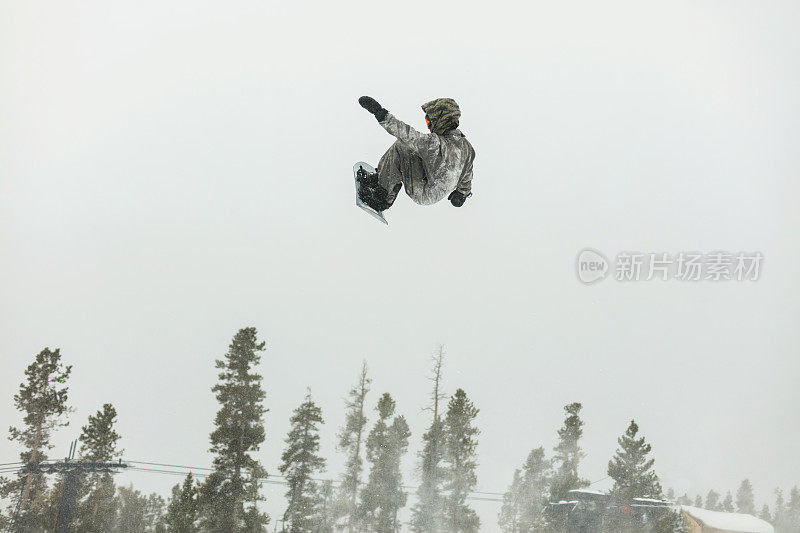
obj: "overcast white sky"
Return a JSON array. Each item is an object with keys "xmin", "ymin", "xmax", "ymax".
[{"xmin": 2, "ymin": 1, "xmax": 799, "ymax": 530}]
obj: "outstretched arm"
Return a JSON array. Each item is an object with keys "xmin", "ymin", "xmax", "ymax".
[
  {"xmin": 358, "ymin": 95, "xmax": 435, "ymax": 152},
  {"xmin": 379, "ymin": 113, "xmax": 436, "ymax": 151}
]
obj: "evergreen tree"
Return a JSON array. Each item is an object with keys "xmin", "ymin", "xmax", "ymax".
[
  {"xmin": 787, "ymin": 486, "xmax": 800, "ymax": 532},
  {"xmin": 517, "ymin": 448, "xmax": 552, "ymax": 530},
  {"xmin": 771, "ymin": 487, "xmax": 800, "ymax": 533},
  {"xmin": 280, "ymin": 391, "xmax": 326, "ymax": 533},
  {"xmin": 337, "ymin": 361, "xmax": 371, "ymax": 532},
  {"xmin": 242, "ymin": 467, "xmax": 267, "ymax": 533},
  {"xmin": 735, "ymin": 479, "xmax": 755, "ymax": 514},
  {"xmin": 722, "ymin": 491, "xmax": 734, "ymax": 512},
  {"xmin": 693, "ymin": 495, "xmax": 703, "ymax": 508},
  {"xmin": 116, "ymin": 484, "xmax": 148, "ymax": 532},
  {"xmin": 410, "ymin": 347, "xmax": 447, "ymax": 533},
  {"xmin": 666, "ymin": 488, "xmax": 675, "ymax": 501},
  {"xmin": 199, "ymin": 327, "xmax": 269, "ymax": 532},
  {"xmin": 144, "ymin": 493, "xmax": 167, "ymax": 533},
  {"xmin": 654, "ymin": 510, "xmax": 689, "ymax": 533},
  {"xmin": 411, "ymin": 419, "xmax": 446, "ymax": 533},
  {"xmin": 144, "ymin": 493, "xmax": 166, "ymax": 532},
  {"xmin": 499, "ymin": 469, "xmax": 524, "ymax": 533},
  {"xmin": 315, "ymin": 480, "xmax": 337, "ymax": 533},
  {"xmin": 705, "ymin": 490, "xmax": 721, "ymax": 511},
  {"xmin": 165, "ymin": 473, "xmax": 199, "ymax": 533},
  {"xmin": 75, "ymin": 403, "xmax": 123, "ymax": 532},
  {"xmin": 115, "ymin": 485, "xmax": 165, "ymax": 533},
  {"xmin": 498, "ymin": 447, "xmax": 552, "ymax": 532},
  {"xmin": 759, "ymin": 504, "xmax": 771, "ymax": 523},
  {"xmin": 442, "ymin": 388, "xmax": 480, "ymax": 533},
  {"xmin": 773, "ymin": 488, "xmax": 789, "ymax": 532},
  {"xmin": 360, "ymin": 393, "xmax": 411, "ymax": 532},
  {"xmin": 607, "ymin": 420, "xmax": 662, "ymax": 499},
  {"xmin": 0, "ymin": 348, "xmax": 72, "ymax": 531},
  {"xmin": 41, "ymin": 477, "xmax": 65, "ymax": 530},
  {"xmin": 549, "ymin": 402, "xmax": 588, "ymax": 502}
]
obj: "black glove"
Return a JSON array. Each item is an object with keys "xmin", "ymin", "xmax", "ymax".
[
  {"xmin": 358, "ymin": 96, "xmax": 388, "ymax": 122},
  {"xmin": 448, "ymin": 190, "xmax": 467, "ymax": 207}
]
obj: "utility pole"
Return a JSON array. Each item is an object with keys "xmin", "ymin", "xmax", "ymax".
[
  {"xmin": 53, "ymin": 466, "xmax": 81, "ymax": 533},
  {"xmin": 49, "ymin": 459, "xmax": 128, "ymax": 533},
  {"xmin": 8, "ymin": 441, "xmax": 128, "ymax": 533}
]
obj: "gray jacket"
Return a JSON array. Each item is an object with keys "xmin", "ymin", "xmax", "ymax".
[{"xmin": 379, "ymin": 113, "xmax": 475, "ymax": 206}]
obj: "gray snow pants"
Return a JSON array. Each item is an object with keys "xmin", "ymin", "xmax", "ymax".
[{"xmin": 377, "ymin": 141, "xmax": 428, "ymax": 207}]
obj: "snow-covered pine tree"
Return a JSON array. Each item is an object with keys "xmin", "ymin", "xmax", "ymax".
[
  {"xmin": 735, "ymin": 479, "xmax": 755, "ymax": 515},
  {"xmin": 498, "ymin": 447, "xmax": 552, "ymax": 532},
  {"xmin": 658, "ymin": 490, "xmax": 690, "ymax": 533},
  {"xmin": 165, "ymin": 473, "xmax": 200, "ymax": 533},
  {"xmin": 411, "ymin": 347, "xmax": 447, "ymax": 533},
  {"xmin": 722, "ymin": 491, "xmax": 735, "ymax": 512},
  {"xmin": 74, "ymin": 403, "xmax": 123, "ymax": 532},
  {"xmin": 280, "ymin": 390, "xmax": 326, "ymax": 533},
  {"xmin": 549, "ymin": 402, "xmax": 588, "ymax": 502},
  {"xmin": 360, "ymin": 393, "xmax": 411, "ymax": 532},
  {"xmin": 654, "ymin": 509, "xmax": 689, "ymax": 533},
  {"xmin": 705, "ymin": 490, "xmax": 721, "ymax": 511},
  {"xmin": 607, "ymin": 420, "xmax": 662, "ymax": 499},
  {"xmin": 199, "ymin": 327, "xmax": 269, "ymax": 532},
  {"xmin": 337, "ymin": 361, "xmax": 371, "ymax": 532},
  {"xmin": 0, "ymin": 348, "xmax": 72, "ymax": 531},
  {"xmin": 693, "ymin": 495, "xmax": 703, "ymax": 508},
  {"xmin": 442, "ymin": 388, "xmax": 480, "ymax": 533}
]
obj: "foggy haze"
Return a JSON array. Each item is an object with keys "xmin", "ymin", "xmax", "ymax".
[{"xmin": 2, "ymin": 1, "xmax": 799, "ymax": 530}]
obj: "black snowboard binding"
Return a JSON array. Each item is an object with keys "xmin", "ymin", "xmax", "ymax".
[
  {"xmin": 357, "ymin": 167, "xmax": 390, "ymax": 212},
  {"xmin": 356, "ymin": 166, "xmax": 379, "ymax": 189},
  {"xmin": 354, "ymin": 162, "xmax": 388, "ymax": 224}
]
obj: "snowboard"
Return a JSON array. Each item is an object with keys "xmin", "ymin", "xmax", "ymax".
[{"xmin": 353, "ymin": 162, "xmax": 388, "ymax": 225}]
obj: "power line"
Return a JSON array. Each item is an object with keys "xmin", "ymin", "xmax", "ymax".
[
  {"xmin": 4, "ymin": 457, "xmax": 509, "ymax": 502},
  {"xmin": 125, "ymin": 460, "xmax": 215, "ymax": 471},
  {"xmin": 122, "ymin": 459, "xmax": 507, "ymax": 496},
  {"xmin": 122, "ymin": 463, "xmax": 504, "ymax": 503},
  {"xmin": 4, "ymin": 451, "xmax": 129, "ymax": 533}
]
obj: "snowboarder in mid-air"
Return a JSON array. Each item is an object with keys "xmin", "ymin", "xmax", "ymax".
[{"xmin": 355, "ymin": 96, "xmax": 475, "ymax": 222}]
